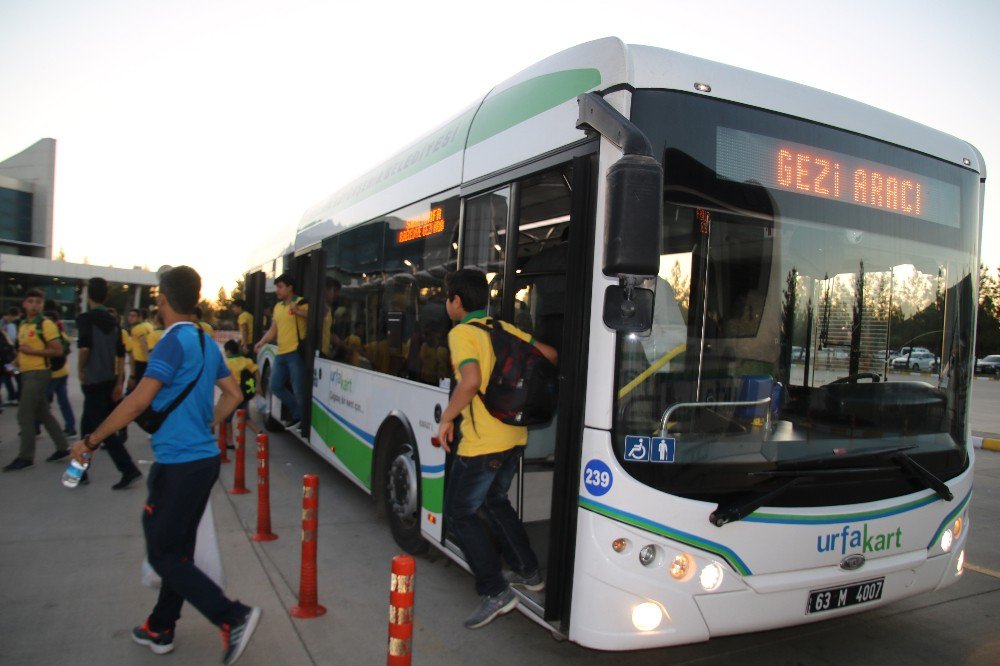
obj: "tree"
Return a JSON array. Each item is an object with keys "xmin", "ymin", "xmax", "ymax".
[
  {"xmin": 231, "ymin": 277, "xmax": 246, "ymax": 304},
  {"xmin": 976, "ymin": 264, "xmax": 1000, "ymax": 357}
]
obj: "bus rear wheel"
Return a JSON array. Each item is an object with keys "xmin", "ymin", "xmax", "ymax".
[{"xmin": 380, "ymin": 437, "xmax": 428, "ymax": 554}]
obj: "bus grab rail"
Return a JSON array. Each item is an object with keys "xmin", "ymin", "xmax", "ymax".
[{"xmin": 659, "ymin": 397, "xmax": 772, "ymax": 438}]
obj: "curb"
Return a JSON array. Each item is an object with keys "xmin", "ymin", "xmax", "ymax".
[{"xmin": 972, "ymin": 436, "xmax": 1000, "ymax": 451}]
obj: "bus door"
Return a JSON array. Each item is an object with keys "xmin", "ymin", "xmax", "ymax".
[
  {"xmin": 456, "ymin": 153, "xmax": 596, "ymax": 629},
  {"xmin": 291, "ymin": 248, "xmax": 326, "ymax": 436}
]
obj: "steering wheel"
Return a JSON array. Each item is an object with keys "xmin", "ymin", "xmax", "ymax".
[{"xmin": 828, "ymin": 372, "xmax": 881, "ymax": 385}]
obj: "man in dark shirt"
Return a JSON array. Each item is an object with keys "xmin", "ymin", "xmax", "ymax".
[{"xmin": 76, "ymin": 277, "xmax": 142, "ymax": 489}]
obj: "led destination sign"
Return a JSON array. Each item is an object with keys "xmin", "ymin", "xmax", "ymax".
[
  {"xmin": 397, "ymin": 206, "xmax": 446, "ymax": 244},
  {"xmin": 716, "ymin": 128, "xmax": 960, "ymax": 227}
]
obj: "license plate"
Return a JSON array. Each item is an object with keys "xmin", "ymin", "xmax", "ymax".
[{"xmin": 806, "ymin": 578, "xmax": 884, "ymax": 614}]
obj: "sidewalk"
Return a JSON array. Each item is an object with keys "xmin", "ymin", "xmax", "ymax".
[{"xmin": 0, "ymin": 380, "xmax": 312, "ymax": 665}]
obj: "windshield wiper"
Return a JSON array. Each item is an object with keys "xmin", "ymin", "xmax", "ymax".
[{"xmin": 708, "ymin": 445, "xmax": 952, "ymax": 527}]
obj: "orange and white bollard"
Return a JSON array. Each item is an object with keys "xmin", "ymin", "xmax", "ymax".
[
  {"xmin": 387, "ymin": 555, "xmax": 415, "ymax": 665},
  {"xmin": 217, "ymin": 421, "xmax": 231, "ymax": 463},
  {"xmin": 250, "ymin": 433, "xmax": 278, "ymax": 542},
  {"xmin": 290, "ymin": 474, "xmax": 326, "ymax": 618},
  {"xmin": 229, "ymin": 409, "xmax": 250, "ymax": 495}
]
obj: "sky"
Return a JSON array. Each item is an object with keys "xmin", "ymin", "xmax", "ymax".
[{"xmin": 1, "ymin": 0, "xmax": 998, "ymax": 301}]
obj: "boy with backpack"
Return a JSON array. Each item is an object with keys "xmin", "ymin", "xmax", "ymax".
[
  {"xmin": 437, "ymin": 269, "xmax": 558, "ymax": 629},
  {"xmin": 222, "ymin": 340, "xmax": 258, "ymax": 448},
  {"xmin": 3, "ymin": 289, "xmax": 70, "ymax": 471}
]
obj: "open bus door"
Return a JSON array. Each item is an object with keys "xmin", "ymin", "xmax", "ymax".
[
  {"xmin": 291, "ymin": 248, "xmax": 326, "ymax": 437},
  {"xmin": 449, "ymin": 150, "xmax": 596, "ymax": 633}
]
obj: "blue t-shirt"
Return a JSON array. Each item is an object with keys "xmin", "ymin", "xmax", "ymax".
[{"xmin": 145, "ymin": 322, "xmax": 231, "ymax": 463}]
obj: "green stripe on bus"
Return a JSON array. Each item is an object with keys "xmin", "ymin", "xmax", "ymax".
[
  {"xmin": 311, "ymin": 401, "xmax": 372, "ymax": 489},
  {"xmin": 422, "ymin": 476, "xmax": 444, "ymax": 514},
  {"xmin": 467, "ymin": 68, "xmax": 602, "ymax": 147},
  {"xmin": 579, "ymin": 496, "xmax": 752, "ymax": 576}
]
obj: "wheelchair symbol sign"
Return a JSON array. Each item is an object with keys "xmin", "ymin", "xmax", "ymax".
[{"xmin": 625, "ymin": 436, "xmax": 650, "ymax": 462}]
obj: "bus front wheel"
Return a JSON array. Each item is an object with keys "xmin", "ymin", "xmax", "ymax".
[{"xmin": 379, "ymin": 437, "xmax": 428, "ymax": 554}]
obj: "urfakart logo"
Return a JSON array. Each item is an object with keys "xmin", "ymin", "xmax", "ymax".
[
  {"xmin": 330, "ymin": 369, "xmax": 353, "ymax": 393},
  {"xmin": 816, "ymin": 524, "xmax": 902, "ymax": 555}
]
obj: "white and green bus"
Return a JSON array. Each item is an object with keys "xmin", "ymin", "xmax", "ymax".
[{"xmin": 245, "ymin": 37, "xmax": 985, "ymax": 650}]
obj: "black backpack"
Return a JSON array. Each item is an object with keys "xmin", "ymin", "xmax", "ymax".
[
  {"xmin": 239, "ymin": 366, "xmax": 256, "ymax": 402},
  {"xmin": 467, "ymin": 319, "xmax": 558, "ymax": 426},
  {"xmin": 49, "ymin": 330, "xmax": 71, "ymax": 372}
]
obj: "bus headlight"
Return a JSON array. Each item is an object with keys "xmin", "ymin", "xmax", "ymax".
[
  {"xmin": 631, "ymin": 602, "xmax": 663, "ymax": 631},
  {"xmin": 953, "ymin": 516, "xmax": 964, "ymax": 539},
  {"xmin": 940, "ymin": 529, "xmax": 954, "ymax": 553},
  {"xmin": 957, "ymin": 549, "xmax": 965, "ymax": 575},
  {"xmin": 670, "ymin": 554, "xmax": 693, "ymax": 581},
  {"xmin": 700, "ymin": 562, "xmax": 724, "ymax": 591},
  {"xmin": 639, "ymin": 545, "xmax": 658, "ymax": 567}
]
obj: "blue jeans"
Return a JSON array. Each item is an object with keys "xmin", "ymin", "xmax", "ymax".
[
  {"xmin": 270, "ymin": 351, "xmax": 305, "ymax": 422},
  {"xmin": 46, "ymin": 375, "xmax": 75, "ymax": 431},
  {"xmin": 445, "ymin": 447, "xmax": 538, "ymax": 597}
]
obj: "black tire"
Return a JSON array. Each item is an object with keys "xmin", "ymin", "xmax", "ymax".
[{"xmin": 379, "ymin": 436, "xmax": 428, "ymax": 554}]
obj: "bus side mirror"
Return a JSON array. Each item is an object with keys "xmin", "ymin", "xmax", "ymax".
[
  {"xmin": 602, "ymin": 154, "xmax": 662, "ymax": 331},
  {"xmin": 603, "ymin": 286, "xmax": 654, "ymax": 332},
  {"xmin": 603, "ymin": 154, "xmax": 663, "ymax": 277}
]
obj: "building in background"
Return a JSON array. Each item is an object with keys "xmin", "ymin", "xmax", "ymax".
[{"xmin": 0, "ymin": 139, "xmax": 158, "ymax": 328}]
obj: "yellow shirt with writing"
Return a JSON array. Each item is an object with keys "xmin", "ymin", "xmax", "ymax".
[
  {"xmin": 274, "ymin": 299, "xmax": 307, "ymax": 354},
  {"xmin": 198, "ymin": 321, "xmax": 214, "ymax": 335},
  {"xmin": 238, "ymin": 311, "xmax": 254, "ymax": 346},
  {"xmin": 448, "ymin": 311, "xmax": 533, "ymax": 456},
  {"xmin": 17, "ymin": 317, "xmax": 60, "ymax": 372},
  {"xmin": 131, "ymin": 321, "xmax": 153, "ymax": 362}
]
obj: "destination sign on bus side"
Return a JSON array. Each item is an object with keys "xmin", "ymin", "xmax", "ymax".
[
  {"xmin": 397, "ymin": 206, "xmax": 446, "ymax": 244},
  {"xmin": 716, "ymin": 128, "xmax": 961, "ymax": 227}
]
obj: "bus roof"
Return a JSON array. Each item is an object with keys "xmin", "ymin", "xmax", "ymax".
[{"xmin": 289, "ymin": 37, "xmax": 984, "ymax": 255}]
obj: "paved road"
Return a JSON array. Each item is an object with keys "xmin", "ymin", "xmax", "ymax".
[{"xmin": 1, "ymin": 369, "xmax": 998, "ymax": 664}]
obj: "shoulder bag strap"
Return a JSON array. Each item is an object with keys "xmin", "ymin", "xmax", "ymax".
[{"xmin": 158, "ymin": 327, "xmax": 207, "ymax": 418}]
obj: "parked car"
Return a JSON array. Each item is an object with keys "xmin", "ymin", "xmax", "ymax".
[
  {"xmin": 976, "ymin": 355, "xmax": 1000, "ymax": 375},
  {"xmin": 891, "ymin": 350, "xmax": 938, "ymax": 371}
]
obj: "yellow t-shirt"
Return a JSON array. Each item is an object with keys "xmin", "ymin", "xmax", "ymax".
[
  {"xmin": 274, "ymin": 299, "xmax": 307, "ymax": 354},
  {"xmin": 130, "ymin": 321, "xmax": 153, "ymax": 362},
  {"xmin": 237, "ymin": 311, "xmax": 254, "ymax": 346},
  {"xmin": 448, "ymin": 311, "xmax": 533, "ymax": 456},
  {"xmin": 198, "ymin": 321, "xmax": 213, "ymax": 335},
  {"xmin": 147, "ymin": 328, "xmax": 164, "ymax": 351},
  {"xmin": 122, "ymin": 329, "xmax": 132, "ymax": 354},
  {"xmin": 17, "ymin": 317, "xmax": 60, "ymax": 372}
]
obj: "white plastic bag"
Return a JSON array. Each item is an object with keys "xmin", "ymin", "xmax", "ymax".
[{"xmin": 141, "ymin": 500, "xmax": 226, "ymax": 589}]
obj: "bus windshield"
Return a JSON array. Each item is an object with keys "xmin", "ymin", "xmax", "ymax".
[{"xmin": 615, "ymin": 91, "xmax": 981, "ymax": 507}]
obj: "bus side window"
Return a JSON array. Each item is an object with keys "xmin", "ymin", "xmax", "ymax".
[{"xmin": 382, "ymin": 194, "xmax": 459, "ymax": 384}]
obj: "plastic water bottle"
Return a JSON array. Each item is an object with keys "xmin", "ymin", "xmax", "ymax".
[{"xmin": 62, "ymin": 455, "xmax": 89, "ymax": 488}]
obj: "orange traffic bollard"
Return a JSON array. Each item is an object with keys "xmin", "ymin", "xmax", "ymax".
[
  {"xmin": 387, "ymin": 555, "xmax": 415, "ymax": 665},
  {"xmin": 217, "ymin": 421, "xmax": 231, "ymax": 463},
  {"xmin": 250, "ymin": 433, "xmax": 278, "ymax": 542},
  {"xmin": 229, "ymin": 409, "xmax": 250, "ymax": 495},
  {"xmin": 290, "ymin": 474, "xmax": 327, "ymax": 618}
]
